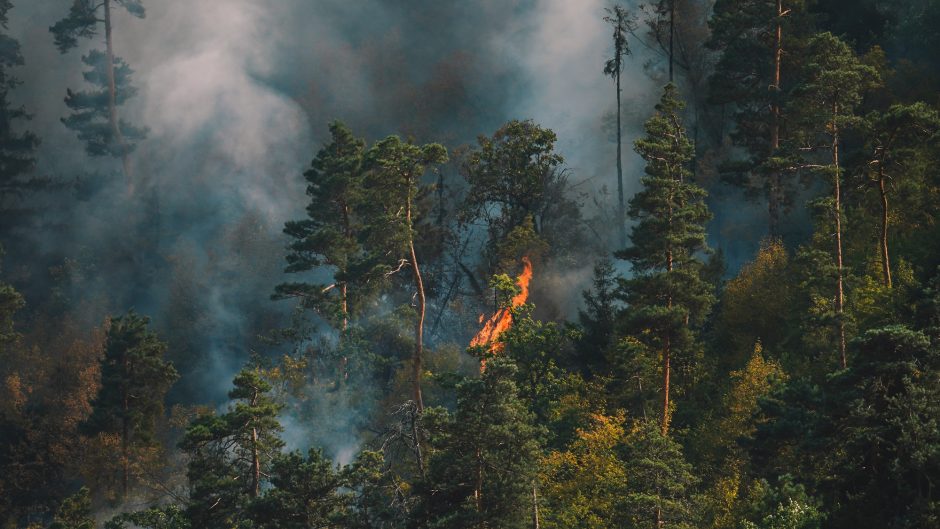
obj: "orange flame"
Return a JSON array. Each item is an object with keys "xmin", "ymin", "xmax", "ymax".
[{"xmin": 470, "ymin": 257, "xmax": 533, "ymax": 365}]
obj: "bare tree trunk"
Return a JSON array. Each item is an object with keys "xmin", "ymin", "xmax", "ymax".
[
  {"xmin": 251, "ymin": 426, "xmax": 260, "ymax": 498},
  {"xmin": 616, "ymin": 66, "xmax": 626, "ymax": 248},
  {"xmin": 532, "ymin": 484, "xmax": 541, "ymax": 529},
  {"xmin": 833, "ymin": 104, "xmax": 847, "ymax": 368},
  {"xmin": 769, "ymin": 0, "xmax": 784, "ymax": 238},
  {"xmin": 662, "ymin": 248, "xmax": 673, "ymax": 436},
  {"xmin": 407, "ymin": 197, "xmax": 426, "ymax": 412},
  {"xmin": 668, "ymin": 0, "xmax": 675, "ymax": 83},
  {"xmin": 122, "ymin": 352, "xmax": 129, "ymax": 499},
  {"xmin": 879, "ymin": 171, "xmax": 892, "ymax": 287},
  {"xmin": 250, "ymin": 386, "xmax": 261, "ymax": 498},
  {"xmin": 103, "ymin": 0, "xmax": 131, "ymax": 182}
]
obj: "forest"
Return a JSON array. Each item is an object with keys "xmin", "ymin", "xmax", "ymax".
[{"xmin": 2, "ymin": 0, "xmax": 940, "ymax": 528}]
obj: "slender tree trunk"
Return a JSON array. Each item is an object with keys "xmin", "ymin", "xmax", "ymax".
[
  {"xmin": 103, "ymin": 0, "xmax": 131, "ymax": 181},
  {"xmin": 251, "ymin": 426, "xmax": 260, "ymax": 498},
  {"xmin": 616, "ymin": 66, "xmax": 626, "ymax": 248},
  {"xmin": 532, "ymin": 484, "xmax": 541, "ymax": 529},
  {"xmin": 410, "ymin": 404, "xmax": 426, "ymax": 477},
  {"xmin": 769, "ymin": 0, "xmax": 784, "ymax": 238},
  {"xmin": 407, "ymin": 195, "xmax": 426, "ymax": 412},
  {"xmin": 668, "ymin": 0, "xmax": 675, "ymax": 83},
  {"xmin": 878, "ymin": 170, "xmax": 892, "ymax": 287},
  {"xmin": 250, "ymin": 387, "xmax": 261, "ymax": 498},
  {"xmin": 122, "ymin": 355, "xmax": 129, "ymax": 499},
  {"xmin": 832, "ymin": 105, "xmax": 847, "ymax": 368},
  {"xmin": 475, "ymin": 446, "xmax": 484, "ymax": 514},
  {"xmin": 662, "ymin": 248, "xmax": 673, "ymax": 436}
]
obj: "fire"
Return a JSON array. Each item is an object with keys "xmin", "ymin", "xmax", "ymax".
[{"xmin": 469, "ymin": 257, "xmax": 533, "ymax": 362}]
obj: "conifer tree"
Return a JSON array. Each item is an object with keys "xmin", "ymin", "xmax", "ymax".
[
  {"xmin": 791, "ymin": 32, "xmax": 879, "ymax": 367},
  {"xmin": 418, "ymin": 357, "xmax": 543, "ymax": 528},
  {"xmin": 364, "ymin": 136, "xmax": 447, "ymax": 412},
  {"xmin": 621, "ymin": 419, "xmax": 698, "ymax": 529},
  {"xmin": 707, "ymin": 0, "xmax": 814, "ymax": 237},
  {"xmin": 181, "ymin": 368, "xmax": 284, "ymax": 528},
  {"xmin": 617, "ymin": 84, "xmax": 714, "ymax": 435},
  {"xmin": 860, "ymin": 103, "xmax": 940, "ymax": 287},
  {"xmin": 604, "ymin": 5, "xmax": 632, "ymax": 248},
  {"xmin": 82, "ymin": 311, "xmax": 178, "ymax": 500},
  {"xmin": 0, "ymin": 0, "xmax": 42, "ymax": 233},
  {"xmin": 275, "ymin": 121, "xmax": 371, "ymax": 331},
  {"xmin": 50, "ymin": 0, "xmax": 147, "ymax": 180}
]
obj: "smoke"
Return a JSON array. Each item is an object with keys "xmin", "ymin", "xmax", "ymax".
[{"xmin": 4, "ymin": 0, "xmax": 676, "ymax": 456}]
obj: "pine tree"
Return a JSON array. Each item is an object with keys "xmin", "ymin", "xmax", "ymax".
[
  {"xmin": 181, "ymin": 367, "xmax": 284, "ymax": 528},
  {"xmin": 860, "ymin": 103, "xmax": 940, "ymax": 287},
  {"xmin": 617, "ymin": 83, "xmax": 714, "ymax": 435},
  {"xmin": 364, "ymin": 136, "xmax": 447, "ymax": 412},
  {"xmin": 604, "ymin": 6, "xmax": 632, "ymax": 248},
  {"xmin": 791, "ymin": 32, "xmax": 879, "ymax": 367},
  {"xmin": 621, "ymin": 419, "xmax": 698, "ymax": 529},
  {"xmin": 82, "ymin": 311, "xmax": 178, "ymax": 500},
  {"xmin": 248, "ymin": 449, "xmax": 349, "ymax": 529},
  {"xmin": 0, "ymin": 0, "xmax": 43, "ymax": 233},
  {"xmin": 707, "ymin": 0, "xmax": 814, "ymax": 237},
  {"xmin": 50, "ymin": 0, "xmax": 147, "ymax": 180},
  {"xmin": 418, "ymin": 357, "xmax": 543, "ymax": 529},
  {"xmin": 275, "ymin": 121, "xmax": 372, "ymax": 331}
]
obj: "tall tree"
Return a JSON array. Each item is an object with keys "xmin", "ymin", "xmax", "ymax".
[
  {"xmin": 621, "ymin": 419, "xmax": 698, "ymax": 529},
  {"xmin": 860, "ymin": 103, "xmax": 940, "ymax": 287},
  {"xmin": 364, "ymin": 136, "xmax": 447, "ymax": 412},
  {"xmin": 707, "ymin": 0, "xmax": 814, "ymax": 237},
  {"xmin": 181, "ymin": 367, "xmax": 284, "ymax": 528},
  {"xmin": 617, "ymin": 84, "xmax": 714, "ymax": 435},
  {"xmin": 791, "ymin": 32, "xmax": 879, "ymax": 367},
  {"xmin": 50, "ymin": 0, "xmax": 147, "ymax": 181},
  {"xmin": 604, "ymin": 6, "xmax": 632, "ymax": 248},
  {"xmin": 275, "ymin": 121, "xmax": 371, "ymax": 331},
  {"xmin": 82, "ymin": 311, "xmax": 177, "ymax": 500},
  {"xmin": 418, "ymin": 357, "xmax": 543, "ymax": 529},
  {"xmin": 461, "ymin": 120, "xmax": 575, "ymax": 269},
  {"xmin": 0, "ymin": 0, "xmax": 42, "ymax": 234},
  {"xmin": 49, "ymin": 487, "xmax": 95, "ymax": 529}
]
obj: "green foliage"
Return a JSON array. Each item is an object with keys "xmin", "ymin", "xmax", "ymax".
[
  {"xmin": 61, "ymin": 50, "xmax": 147, "ymax": 158},
  {"xmin": 617, "ymin": 83, "xmax": 715, "ymax": 431},
  {"xmin": 180, "ymin": 367, "xmax": 284, "ymax": 528},
  {"xmin": 276, "ymin": 121, "xmax": 375, "ymax": 328},
  {"xmin": 418, "ymin": 357, "xmax": 543, "ymax": 528},
  {"xmin": 49, "ymin": 487, "xmax": 94, "ymax": 529},
  {"xmin": 621, "ymin": 419, "xmax": 699, "ymax": 529},
  {"xmin": 84, "ymin": 311, "xmax": 177, "ymax": 446},
  {"xmin": 0, "ymin": 0, "xmax": 43, "ymax": 230},
  {"xmin": 50, "ymin": 0, "xmax": 145, "ymax": 53},
  {"xmin": 248, "ymin": 449, "xmax": 348, "ymax": 529}
]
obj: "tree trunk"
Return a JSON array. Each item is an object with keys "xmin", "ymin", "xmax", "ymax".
[
  {"xmin": 668, "ymin": 0, "xmax": 675, "ymax": 83},
  {"xmin": 251, "ymin": 426, "xmax": 260, "ymax": 498},
  {"xmin": 616, "ymin": 65, "xmax": 626, "ymax": 248},
  {"xmin": 407, "ymin": 196, "xmax": 426, "ymax": 412},
  {"xmin": 103, "ymin": 0, "xmax": 131, "ymax": 182},
  {"xmin": 769, "ymin": 0, "xmax": 784, "ymax": 238},
  {"xmin": 475, "ymin": 446, "xmax": 484, "ymax": 514},
  {"xmin": 532, "ymin": 484, "xmax": 541, "ymax": 529},
  {"xmin": 122, "ymin": 353, "xmax": 129, "ymax": 499},
  {"xmin": 832, "ymin": 104, "xmax": 847, "ymax": 368},
  {"xmin": 662, "ymin": 248, "xmax": 673, "ymax": 436},
  {"xmin": 879, "ymin": 171, "xmax": 892, "ymax": 287}
]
